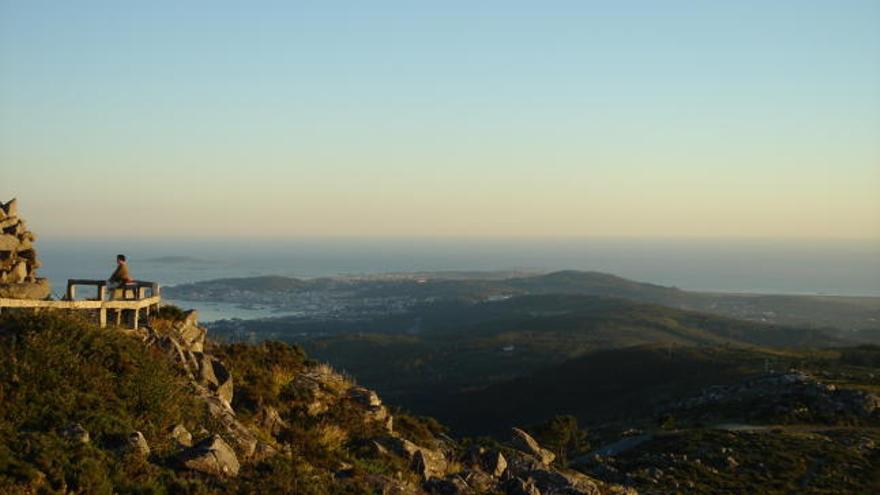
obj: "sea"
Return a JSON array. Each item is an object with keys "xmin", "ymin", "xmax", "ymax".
[{"xmin": 33, "ymin": 237, "xmax": 880, "ymax": 322}]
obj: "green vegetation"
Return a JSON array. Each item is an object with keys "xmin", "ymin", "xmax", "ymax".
[
  {"xmin": 437, "ymin": 345, "xmax": 770, "ymax": 436},
  {"xmin": 579, "ymin": 428, "xmax": 880, "ymax": 495},
  {"xmin": 0, "ymin": 311, "xmax": 210, "ymax": 494},
  {"xmin": 2, "ymin": 298, "xmax": 877, "ymax": 494},
  {"xmin": 294, "ymin": 295, "xmax": 842, "ymax": 434},
  {"xmin": 210, "ymin": 341, "xmax": 309, "ymax": 415},
  {"xmin": 525, "ymin": 415, "xmax": 590, "ymax": 465},
  {"xmin": 187, "ymin": 270, "xmax": 880, "ymax": 334},
  {"xmin": 0, "ymin": 312, "xmax": 419, "ymax": 494},
  {"xmin": 838, "ymin": 345, "xmax": 880, "ymax": 368},
  {"xmin": 154, "ymin": 303, "xmax": 188, "ymax": 322}
]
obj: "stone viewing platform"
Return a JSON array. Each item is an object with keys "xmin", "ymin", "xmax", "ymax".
[{"xmin": 0, "ymin": 198, "xmax": 161, "ymax": 329}]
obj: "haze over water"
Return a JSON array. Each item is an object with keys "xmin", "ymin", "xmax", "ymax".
[{"xmin": 38, "ymin": 237, "xmax": 880, "ymax": 298}]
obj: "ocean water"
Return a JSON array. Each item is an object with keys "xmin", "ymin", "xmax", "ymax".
[{"xmin": 33, "ymin": 237, "xmax": 880, "ymax": 321}]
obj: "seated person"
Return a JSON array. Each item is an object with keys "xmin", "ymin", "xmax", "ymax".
[{"xmin": 107, "ymin": 254, "xmax": 134, "ymax": 299}]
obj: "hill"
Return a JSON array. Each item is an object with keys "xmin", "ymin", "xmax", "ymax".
[
  {"xmin": 437, "ymin": 346, "xmax": 772, "ymax": 436},
  {"xmin": 437, "ymin": 344, "xmax": 880, "ymax": 436},
  {"xmin": 171, "ymin": 275, "xmax": 311, "ymax": 293},
  {"xmin": 291, "ymin": 295, "xmax": 841, "ymax": 417},
  {"xmin": 169, "ymin": 270, "xmax": 880, "ymax": 334},
  {"xmin": 2, "ymin": 308, "xmax": 878, "ymax": 494},
  {"xmin": 0, "ymin": 310, "xmax": 632, "ymax": 495}
]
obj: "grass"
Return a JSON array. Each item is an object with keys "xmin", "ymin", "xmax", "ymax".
[
  {"xmin": 586, "ymin": 428, "xmax": 880, "ymax": 495},
  {"xmin": 0, "ymin": 311, "xmax": 213, "ymax": 493},
  {"xmin": 0, "ymin": 311, "xmax": 418, "ymax": 494}
]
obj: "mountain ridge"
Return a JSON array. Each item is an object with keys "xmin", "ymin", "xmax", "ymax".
[{"xmin": 168, "ymin": 269, "xmax": 880, "ymax": 334}]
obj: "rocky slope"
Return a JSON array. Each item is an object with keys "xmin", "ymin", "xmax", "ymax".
[
  {"xmin": 5, "ymin": 308, "xmax": 878, "ymax": 494},
  {"xmin": 0, "ymin": 309, "xmax": 635, "ymax": 494}
]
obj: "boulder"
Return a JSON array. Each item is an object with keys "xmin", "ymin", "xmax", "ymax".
[
  {"xmin": 0, "ymin": 234, "xmax": 19, "ymax": 251},
  {"xmin": 60, "ymin": 423, "xmax": 90, "ymax": 444},
  {"xmin": 179, "ymin": 435, "xmax": 240, "ymax": 477},
  {"xmin": 257, "ymin": 405, "xmax": 288, "ymax": 436},
  {"xmin": 411, "ymin": 450, "xmax": 434, "ymax": 481},
  {"xmin": 370, "ymin": 440, "xmax": 390, "ymax": 457},
  {"xmin": 182, "ymin": 309, "xmax": 199, "ymax": 326},
  {"xmin": 348, "ymin": 386, "xmax": 382, "ymax": 408},
  {"xmin": 16, "ymin": 239, "xmax": 32, "ymax": 253},
  {"xmin": 2, "ymin": 219, "xmax": 24, "ymax": 236},
  {"xmin": 379, "ymin": 436, "xmax": 448, "ymax": 480},
  {"xmin": 335, "ymin": 461, "xmax": 355, "ymax": 479},
  {"xmin": 459, "ymin": 468, "xmax": 496, "ymax": 492},
  {"xmin": 7, "ymin": 261, "xmax": 28, "ymax": 283},
  {"xmin": 124, "ymin": 431, "xmax": 151, "ymax": 457},
  {"xmin": 197, "ymin": 354, "xmax": 234, "ymax": 404},
  {"xmin": 0, "ymin": 278, "xmax": 51, "ymax": 299},
  {"xmin": 215, "ymin": 370, "xmax": 234, "ymax": 405},
  {"xmin": 0, "ymin": 217, "xmax": 17, "ymax": 230},
  {"xmin": 607, "ymin": 486, "xmax": 639, "ymax": 495},
  {"xmin": 510, "ymin": 427, "xmax": 556, "ymax": 465},
  {"xmin": 528, "ymin": 468, "xmax": 601, "ymax": 495},
  {"xmin": 201, "ymin": 395, "xmax": 259, "ymax": 459},
  {"xmin": 504, "ymin": 477, "xmax": 542, "ymax": 495},
  {"xmin": 174, "ymin": 310, "xmax": 206, "ymax": 352},
  {"xmin": 197, "ymin": 353, "xmax": 217, "ymax": 386},
  {"xmin": 726, "ymin": 456, "xmax": 739, "ymax": 470},
  {"xmin": 423, "ymin": 476, "xmax": 469, "ymax": 494},
  {"xmin": 366, "ymin": 475, "xmax": 423, "ymax": 495},
  {"xmin": 171, "ymin": 424, "xmax": 193, "ymax": 447},
  {"xmin": 166, "ymin": 336, "xmax": 195, "ymax": 376},
  {"xmin": 16, "ymin": 248, "xmax": 36, "ymax": 261},
  {"xmin": 1, "ymin": 198, "xmax": 17, "ymax": 217},
  {"xmin": 293, "ymin": 371, "xmax": 335, "ymax": 416},
  {"xmin": 483, "ymin": 450, "xmax": 508, "ymax": 477}
]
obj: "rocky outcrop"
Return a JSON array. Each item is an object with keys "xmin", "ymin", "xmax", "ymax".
[
  {"xmin": 172, "ymin": 310, "xmax": 206, "ymax": 352},
  {"xmin": 0, "ymin": 199, "xmax": 50, "ymax": 299},
  {"xmin": 663, "ymin": 370, "xmax": 880, "ymax": 422},
  {"xmin": 137, "ymin": 311, "xmax": 267, "ymax": 463},
  {"xmin": 131, "ymin": 309, "xmax": 630, "ymax": 493},
  {"xmin": 416, "ymin": 428, "xmax": 633, "ymax": 495},
  {"xmin": 293, "ymin": 363, "xmax": 351, "ymax": 416},
  {"xmin": 123, "ymin": 431, "xmax": 151, "ymax": 457},
  {"xmin": 197, "ymin": 352, "xmax": 234, "ymax": 405},
  {"xmin": 376, "ymin": 436, "xmax": 449, "ymax": 481},
  {"xmin": 510, "ymin": 427, "xmax": 556, "ymax": 465},
  {"xmin": 60, "ymin": 423, "xmax": 90, "ymax": 444},
  {"xmin": 171, "ymin": 424, "xmax": 193, "ymax": 447},
  {"xmin": 348, "ymin": 386, "xmax": 394, "ymax": 433},
  {"xmin": 483, "ymin": 450, "xmax": 508, "ymax": 477},
  {"xmin": 178, "ymin": 435, "xmax": 240, "ymax": 477},
  {"xmin": 255, "ymin": 406, "xmax": 288, "ymax": 436}
]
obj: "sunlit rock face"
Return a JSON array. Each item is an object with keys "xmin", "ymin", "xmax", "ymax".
[{"xmin": 0, "ymin": 198, "xmax": 51, "ymax": 299}]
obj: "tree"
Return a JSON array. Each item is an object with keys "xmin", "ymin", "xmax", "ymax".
[{"xmin": 530, "ymin": 415, "xmax": 590, "ymax": 464}]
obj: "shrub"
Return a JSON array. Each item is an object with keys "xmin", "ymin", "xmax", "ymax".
[
  {"xmin": 0, "ymin": 312, "xmax": 208, "ymax": 492},
  {"xmin": 527, "ymin": 415, "xmax": 590, "ymax": 464},
  {"xmin": 211, "ymin": 341, "xmax": 307, "ymax": 415}
]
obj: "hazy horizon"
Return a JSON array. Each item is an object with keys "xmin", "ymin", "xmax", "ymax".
[
  {"xmin": 32, "ymin": 235, "xmax": 880, "ymax": 297},
  {"xmin": 3, "ymin": 1, "xmax": 879, "ymax": 239}
]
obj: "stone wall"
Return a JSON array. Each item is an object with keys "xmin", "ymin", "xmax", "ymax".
[{"xmin": 0, "ymin": 198, "xmax": 50, "ymax": 299}]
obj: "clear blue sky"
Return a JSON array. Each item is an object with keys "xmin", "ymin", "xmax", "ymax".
[{"xmin": 1, "ymin": 1, "xmax": 878, "ymax": 238}]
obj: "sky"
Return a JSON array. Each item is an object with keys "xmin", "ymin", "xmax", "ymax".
[{"xmin": 1, "ymin": 1, "xmax": 878, "ymax": 238}]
